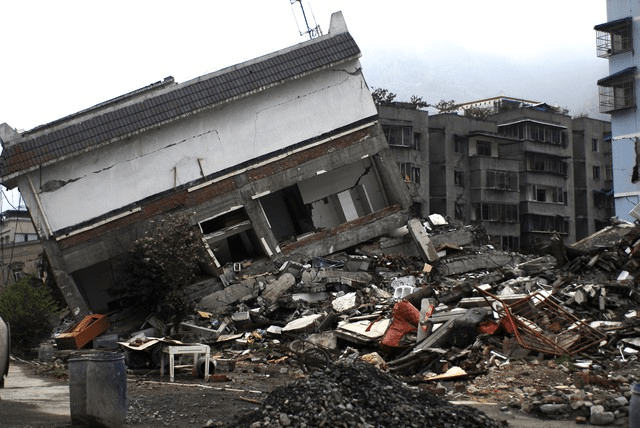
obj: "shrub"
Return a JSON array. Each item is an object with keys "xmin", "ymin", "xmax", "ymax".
[
  {"xmin": 0, "ymin": 276, "xmax": 62, "ymax": 355},
  {"xmin": 117, "ymin": 213, "xmax": 206, "ymax": 327}
]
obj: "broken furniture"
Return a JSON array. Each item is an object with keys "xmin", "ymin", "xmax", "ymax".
[
  {"xmin": 160, "ymin": 343, "xmax": 211, "ymax": 382},
  {"xmin": 56, "ymin": 314, "xmax": 110, "ymax": 350},
  {"xmin": 480, "ymin": 290, "xmax": 606, "ymax": 356}
]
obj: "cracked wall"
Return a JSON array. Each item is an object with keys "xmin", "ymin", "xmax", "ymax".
[{"xmin": 19, "ymin": 59, "xmax": 376, "ymax": 234}]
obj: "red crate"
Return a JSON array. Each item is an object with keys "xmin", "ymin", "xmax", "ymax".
[{"xmin": 56, "ymin": 314, "xmax": 110, "ymax": 350}]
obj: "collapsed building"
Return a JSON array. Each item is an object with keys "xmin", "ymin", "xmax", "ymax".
[{"xmin": 0, "ymin": 12, "xmax": 413, "ymax": 320}]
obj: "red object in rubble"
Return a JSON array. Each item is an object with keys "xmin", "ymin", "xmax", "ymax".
[
  {"xmin": 55, "ymin": 314, "xmax": 110, "ymax": 350},
  {"xmin": 380, "ymin": 301, "xmax": 420, "ymax": 352}
]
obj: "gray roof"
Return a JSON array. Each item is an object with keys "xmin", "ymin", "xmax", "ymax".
[{"xmin": 0, "ymin": 31, "xmax": 360, "ymax": 180}]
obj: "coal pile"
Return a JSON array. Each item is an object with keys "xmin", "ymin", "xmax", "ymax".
[{"xmin": 233, "ymin": 362, "xmax": 503, "ymax": 428}]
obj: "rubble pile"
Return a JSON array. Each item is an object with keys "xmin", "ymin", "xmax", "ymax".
[
  {"xmin": 59, "ymin": 216, "xmax": 640, "ymax": 425},
  {"xmin": 233, "ymin": 361, "xmax": 503, "ymax": 428}
]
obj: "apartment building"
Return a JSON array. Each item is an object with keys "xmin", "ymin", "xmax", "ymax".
[
  {"xmin": 0, "ymin": 209, "xmax": 43, "ymax": 289},
  {"xmin": 595, "ymin": 4, "xmax": 640, "ymax": 220},
  {"xmin": 378, "ymin": 98, "xmax": 612, "ymax": 251},
  {"xmin": 377, "ymin": 103, "xmax": 430, "ymax": 218},
  {"xmin": 572, "ymin": 117, "xmax": 614, "ymax": 240}
]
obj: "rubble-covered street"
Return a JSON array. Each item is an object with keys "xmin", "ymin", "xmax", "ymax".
[{"xmin": 35, "ymin": 216, "xmax": 640, "ymax": 427}]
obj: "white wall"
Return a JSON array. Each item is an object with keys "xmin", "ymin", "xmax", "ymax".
[{"xmin": 23, "ymin": 58, "xmax": 377, "ymax": 233}]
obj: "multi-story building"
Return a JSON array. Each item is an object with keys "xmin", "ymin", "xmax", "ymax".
[
  {"xmin": 378, "ymin": 103, "xmax": 430, "ymax": 218},
  {"xmin": 595, "ymin": 5, "xmax": 640, "ymax": 220},
  {"xmin": 572, "ymin": 117, "xmax": 614, "ymax": 240},
  {"xmin": 428, "ymin": 113, "xmax": 521, "ymax": 251},
  {"xmin": 492, "ymin": 105, "xmax": 576, "ymax": 248},
  {"xmin": 379, "ymin": 98, "xmax": 612, "ymax": 251},
  {"xmin": 0, "ymin": 209, "xmax": 43, "ymax": 290}
]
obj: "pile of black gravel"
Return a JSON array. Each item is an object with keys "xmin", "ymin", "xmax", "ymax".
[{"xmin": 232, "ymin": 362, "xmax": 503, "ymax": 428}]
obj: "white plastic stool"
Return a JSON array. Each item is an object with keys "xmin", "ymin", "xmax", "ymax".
[{"xmin": 160, "ymin": 344, "xmax": 211, "ymax": 382}]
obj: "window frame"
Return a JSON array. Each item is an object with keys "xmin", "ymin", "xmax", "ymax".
[{"xmin": 595, "ymin": 17, "xmax": 633, "ymax": 58}]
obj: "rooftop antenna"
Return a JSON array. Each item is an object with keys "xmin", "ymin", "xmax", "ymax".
[{"xmin": 290, "ymin": 0, "xmax": 322, "ymax": 40}]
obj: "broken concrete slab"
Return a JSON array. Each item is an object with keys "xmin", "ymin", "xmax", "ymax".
[
  {"xmin": 331, "ymin": 292, "xmax": 358, "ymax": 313},
  {"xmin": 282, "ymin": 313, "xmax": 324, "ymax": 334},
  {"xmin": 261, "ymin": 273, "xmax": 296, "ymax": 311},
  {"xmin": 435, "ymin": 251, "xmax": 522, "ymax": 276},
  {"xmin": 334, "ymin": 319, "xmax": 391, "ymax": 345},
  {"xmin": 198, "ymin": 280, "xmax": 258, "ymax": 312},
  {"xmin": 407, "ymin": 218, "xmax": 439, "ymax": 262}
]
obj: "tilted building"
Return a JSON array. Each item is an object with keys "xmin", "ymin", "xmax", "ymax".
[{"xmin": 0, "ymin": 12, "xmax": 413, "ymax": 318}]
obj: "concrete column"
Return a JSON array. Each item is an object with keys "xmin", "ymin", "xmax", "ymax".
[
  {"xmin": 234, "ymin": 173, "xmax": 282, "ymax": 261},
  {"xmin": 41, "ymin": 239, "xmax": 90, "ymax": 321}
]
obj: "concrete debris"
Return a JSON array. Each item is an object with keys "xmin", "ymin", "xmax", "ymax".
[{"xmin": 42, "ymin": 216, "xmax": 640, "ymax": 425}]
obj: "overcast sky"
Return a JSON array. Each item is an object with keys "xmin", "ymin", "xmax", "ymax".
[{"xmin": 1, "ymin": 0, "xmax": 608, "ymax": 131}]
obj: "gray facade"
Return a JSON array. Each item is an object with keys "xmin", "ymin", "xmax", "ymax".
[
  {"xmin": 572, "ymin": 117, "xmax": 613, "ymax": 240},
  {"xmin": 377, "ymin": 103, "xmax": 430, "ymax": 218},
  {"xmin": 379, "ymin": 101, "xmax": 612, "ymax": 252}
]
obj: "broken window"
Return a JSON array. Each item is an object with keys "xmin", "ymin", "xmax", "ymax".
[
  {"xmin": 259, "ymin": 186, "xmax": 315, "ymax": 242},
  {"xmin": 199, "ymin": 208, "xmax": 266, "ymax": 266},
  {"xmin": 598, "ymin": 67, "xmax": 636, "ymax": 113},
  {"xmin": 530, "ymin": 185, "xmax": 564, "ymax": 203},
  {"xmin": 260, "ymin": 158, "xmax": 388, "ymax": 234},
  {"xmin": 399, "ymin": 162, "xmax": 420, "ymax": 184},
  {"xmin": 595, "ymin": 17, "xmax": 632, "ymax": 58},
  {"xmin": 383, "ymin": 125, "xmax": 414, "ymax": 148}
]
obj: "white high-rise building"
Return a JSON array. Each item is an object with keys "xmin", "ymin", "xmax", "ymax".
[{"xmin": 595, "ymin": 3, "xmax": 640, "ymax": 220}]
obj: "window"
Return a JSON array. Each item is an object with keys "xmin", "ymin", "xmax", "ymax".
[
  {"xmin": 454, "ymin": 135, "xmax": 466, "ymax": 154},
  {"xmin": 593, "ymin": 165, "xmax": 601, "ymax": 181},
  {"xmin": 592, "ymin": 138, "xmax": 599, "ymax": 152},
  {"xmin": 474, "ymin": 203, "xmax": 519, "ymax": 222},
  {"xmin": 530, "ymin": 185, "xmax": 565, "ymax": 203},
  {"xmin": 399, "ymin": 162, "xmax": 420, "ymax": 184},
  {"xmin": 486, "ymin": 170, "xmax": 518, "ymax": 191},
  {"xmin": 595, "ymin": 17, "xmax": 632, "ymax": 58},
  {"xmin": 413, "ymin": 133, "xmax": 421, "ymax": 151},
  {"xmin": 476, "ymin": 141, "xmax": 491, "ymax": 156},
  {"xmin": 527, "ymin": 155, "xmax": 568, "ymax": 176},
  {"xmin": 383, "ymin": 125, "xmax": 414, "ymax": 147},
  {"xmin": 598, "ymin": 67, "xmax": 636, "ymax": 113},
  {"xmin": 454, "ymin": 170, "xmax": 464, "ymax": 186},
  {"xmin": 525, "ymin": 215, "xmax": 569, "ymax": 234}
]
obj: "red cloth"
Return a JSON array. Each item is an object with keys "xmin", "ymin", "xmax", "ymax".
[{"xmin": 380, "ymin": 301, "xmax": 420, "ymax": 352}]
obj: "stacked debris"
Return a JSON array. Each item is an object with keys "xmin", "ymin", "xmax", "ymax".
[
  {"xmin": 59, "ymin": 215, "xmax": 640, "ymax": 425},
  {"xmin": 233, "ymin": 360, "xmax": 503, "ymax": 428}
]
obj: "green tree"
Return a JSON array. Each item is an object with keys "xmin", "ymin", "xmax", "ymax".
[
  {"xmin": 371, "ymin": 87, "xmax": 397, "ymax": 105},
  {"xmin": 0, "ymin": 276, "xmax": 62, "ymax": 354},
  {"xmin": 117, "ymin": 213, "xmax": 207, "ymax": 327},
  {"xmin": 434, "ymin": 99, "xmax": 458, "ymax": 113},
  {"xmin": 465, "ymin": 106, "xmax": 493, "ymax": 120}
]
